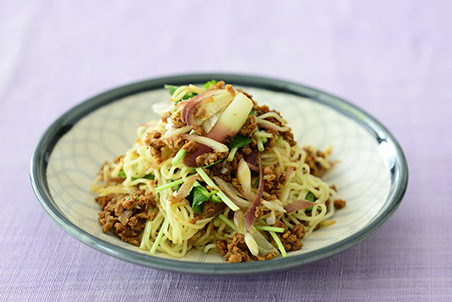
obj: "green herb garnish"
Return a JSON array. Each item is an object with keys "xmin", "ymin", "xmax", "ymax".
[
  {"xmin": 164, "ymin": 84, "xmax": 178, "ymax": 96},
  {"xmin": 203, "ymin": 80, "xmax": 217, "ymax": 89},
  {"xmin": 164, "ymin": 84, "xmax": 197, "ymax": 101},
  {"xmin": 228, "ymin": 135, "xmax": 252, "ymax": 149},
  {"xmin": 154, "ymin": 179, "xmax": 185, "ymax": 193},
  {"xmin": 165, "ymin": 80, "xmax": 217, "ymax": 103},
  {"xmin": 305, "ymin": 191, "xmax": 315, "ymax": 212},
  {"xmin": 202, "ymin": 159, "xmax": 222, "ymax": 168},
  {"xmin": 305, "ymin": 191, "xmax": 315, "ymax": 201},
  {"xmin": 189, "ymin": 183, "xmax": 212, "ymax": 213},
  {"xmin": 118, "ymin": 170, "xmax": 155, "ymax": 181}
]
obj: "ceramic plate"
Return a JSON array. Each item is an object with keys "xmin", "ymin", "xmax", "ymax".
[{"xmin": 30, "ymin": 74, "xmax": 408, "ymax": 275}]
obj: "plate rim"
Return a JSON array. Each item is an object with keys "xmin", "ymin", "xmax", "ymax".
[{"xmin": 30, "ymin": 73, "xmax": 408, "ymax": 275}]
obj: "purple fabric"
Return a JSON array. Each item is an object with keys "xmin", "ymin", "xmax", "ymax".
[{"xmin": 2, "ymin": 0, "xmax": 451, "ymax": 300}]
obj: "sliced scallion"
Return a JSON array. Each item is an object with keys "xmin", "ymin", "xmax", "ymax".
[
  {"xmin": 172, "ymin": 149, "xmax": 187, "ymax": 166},
  {"xmin": 269, "ymin": 231, "xmax": 287, "ymax": 257},
  {"xmin": 149, "ymin": 216, "xmax": 168, "ymax": 255},
  {"xmin": 195, "ymin": 168, "xmax": 239, "ymax": 211},
  {"xmin": 227, "ymin": 147, "xmax": 238, "ymax": 161},
  {"xmin": 154, "ymin": 179, "xmax": 185, "ymax": 193},
  {"xmin": 254, "ymin": 225, "xmax": 285, "ymax": 233},
  {"xmin": 217, "ymin": 214, "xmax": 237, "ymax": 231}
]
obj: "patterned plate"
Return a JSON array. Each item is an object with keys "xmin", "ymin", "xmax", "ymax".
[{"xmin": 30, "ymin": 74, "xmax": 408, "ymax": 275}]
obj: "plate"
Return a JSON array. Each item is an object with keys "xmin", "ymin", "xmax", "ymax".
[{"xmin": 30, "ymin": 74, "xmax": 408, "ymax": 275}]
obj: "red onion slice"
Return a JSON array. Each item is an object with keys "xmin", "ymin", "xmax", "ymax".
[
  {"xmin": 246, "ymin": 162, "xmax": 259, "ymax": 173},
  {"xmin": 213, "ymin": 177, "xmax": 251, "ymax": 210},
  {"xmin": 284, "ymin": 200, "xmax": 317, "ymax": 213},
  {"xmin": 162, "ymin": 125, "xmax": 191, "ymax": 139},
  {"xmin": 169, "ymin": 174, "xmax": 200, "ymax": 204},
  {"xmin": 244, "ymin": 153, "xmax": 264, "ymax": 232},
  {"xmin": 285, "ymin": 157, "xmax": 299, "ymax": 182},
  {"xmin": 181, "ymin": 89, "xmax": 234, "ymax": 130},
  {"xmin": 181, "ymin": 90, "xmax": 221, "ymax": 124},
  {"xmin": 181, "ymin": 134, "xmax": 228, "ymax": 152},
  {"xmin": 244, "ymin": 149, "xmax": 258, "ymax": 167},
  {"xmin": 256, "ymin": 122, "xmax": 279, "ymax": 132},
  {"xmin": 233, "ymin": 210, "xmax": 246, "ymax": 234}
]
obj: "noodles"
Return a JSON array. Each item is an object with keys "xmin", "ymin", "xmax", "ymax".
[{"xmin": 92, "ymin": 80, "xmax": 345, "ymax": 262}]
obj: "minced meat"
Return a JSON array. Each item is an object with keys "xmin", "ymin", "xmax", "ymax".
[
  {"xmin": 303, "ymin": 147, "xmax": 330, "ymax": 177},
  {"xmin": 263, "ymin": 165, "xmax": 286, "ymax": 198},
  {"xmin": 182, "ymin": 140, "xmax": 198, "ymax": 153},
  {"xmin": 195, "ymin": 151, "xmax": 228, "ymax": 167},
  {"xmin": 202, "ymin": 200, "xmax": 226, "ymax": 218},
  {"xmin": 95, "ymin": 190, "xmax": 156, "ymax": 246},
  {"xmin": 239, "ymin": 115, "xmax": 257, "ymax": 137},
  {"xmin": 145, "ymin": 131, "xmax": 189, "ymax": 164},
  {"xmin": 171, "ymin": 113, "xmax": 186, "ymax": 128},
  {"xmin": 274, "ymin": 222, "xmax": 306, "ymax": 252},
  {"xmin": 216, "ymin": 233, "xmax": 252, "ymax": 263},
  {"xmin": 334, "ymin": 199, "xmax": 346, "ymax": 209},
  {"xmin": 216, "ymin": 232, "xmax": 278, "ymax": 263}
]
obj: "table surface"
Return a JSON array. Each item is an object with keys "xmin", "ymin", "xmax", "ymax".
[{"xmin": 2, "ymin": 1, "xmax": 451, "ymax": 301}]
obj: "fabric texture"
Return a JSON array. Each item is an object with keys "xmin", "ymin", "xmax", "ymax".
[{"xmin": 1, "ymin": 0, "xmax": 451, "ymax": 301}]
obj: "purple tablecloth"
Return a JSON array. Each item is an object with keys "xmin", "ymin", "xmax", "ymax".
[{"xmin": 2, "ymin": 1, "xmax": 451, "ymax": 300}]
